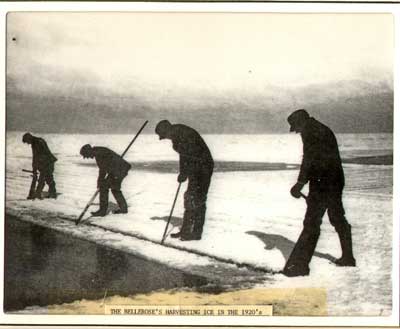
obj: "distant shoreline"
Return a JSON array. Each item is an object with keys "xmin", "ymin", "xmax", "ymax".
[
  {"xmin": 342, "ymin": 154, "xmax": 393, "ymax": 166},
  {"xmin": 76, "ymin": 155, "xmax": 393, "ymax": 173}
]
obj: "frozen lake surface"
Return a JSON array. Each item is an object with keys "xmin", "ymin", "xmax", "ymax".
[{"xmin": 5, "ymin": 132, "xmax": 393, "ymax": 316}]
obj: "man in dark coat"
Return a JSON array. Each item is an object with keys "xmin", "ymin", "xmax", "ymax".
[
  {"xmin": 283, "ymin": 109, "xmax": 356, "ymax": 277},
  {"xmin": 80, "ymin": 144, "xmax": 131, "ymax": 217},
  {"xmin": 22, "ymin": 132, "xmax": 57, "ymax": 200},
  {"xmin": 155, "ymin": 120, "xmax": 214, "ymax": 241}
]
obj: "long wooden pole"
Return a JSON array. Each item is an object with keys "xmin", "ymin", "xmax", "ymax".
[
  {"xmin": 161, "ymin": 183, "xmax": 182, "ymax": 244},
  {"xmin": 75, "ymin": 120, "xmax": 148, "ymax": 225}
]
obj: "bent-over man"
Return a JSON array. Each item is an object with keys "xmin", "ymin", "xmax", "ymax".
[
  {"xmin": 155, "ymin": 120, "xmax": 214, "ymax": 241},
  {"xmin": 22, "ymin": 132, "xmax": 57, "ymax": 200},
  {"xmin": 283, "ymin": 109, "xmax": 356, "ymax": 277},
  {"xmin": 80, "ymin": 144, "xmax": 131, "ymax": 217}
]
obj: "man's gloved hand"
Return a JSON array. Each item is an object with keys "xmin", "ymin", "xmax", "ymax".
[
  {"xmin": 177, "ymin": 173, "xmax": 187, "ymax": 183},
  {"xmin": 290, "ymin": 182, "xmax": 304, "ymax": 199}
]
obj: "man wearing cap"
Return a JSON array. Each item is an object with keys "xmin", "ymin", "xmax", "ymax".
[
  {"xmin": 284, "ymin": 109, "xmax": 356, "ymax": 277},
  {"xmin": 80, "ymin": 144, "xmax": 131, "ymax": 217},
  {"xmin": 22, "ymin": 132, "xmax": 57, "ymax": 200},
  {"xmin": 155, "ymin": 120, "xmax": 214, "ymax": 241}
]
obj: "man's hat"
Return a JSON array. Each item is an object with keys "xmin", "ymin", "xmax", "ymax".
[
  {"xmin": 22, "ymin": 132, "xmax": 33, "ymax": 143},
  {"xmin": 287, "ymin": 109, "xmax": 309, "ymax": 132},
  {"xmin": 155, "ymin": 120, "xmax": 171, "ymax": 140},
  {"xmin": 80, "ymin": 144, "xmax": 92, "ymax": 157}
]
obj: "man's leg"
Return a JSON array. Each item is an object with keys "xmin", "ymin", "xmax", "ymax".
[
  {"xmin": 191, "ymin": 167, "xmax": 213, "ymax": 240},
  {"xmin": 191, "ymin": 204, "xmax": 206, "ymax": 240},
  {"xmin": 283, "ymin": 193, "xmax": 326, "ymax": 277},
  {"xmin": 35, "ymin": 171, "xmax": 46, "ymax": 200},
  {"xmin": 110, "ymin": 176, "xmax": 128, "ymax": 214},
  {"xmin": 27, "ymin": 173, "xmax": 38, "ymax": 199},
  {"xmin": 327, "ymin": 192, "xmax": 356, "ymax": 266},
  {"xmin": 179, "ymin": 207, "xmax": 194, "ymax": 238},
  {"xmin": 45, "ymin": 163, "xmax": 57, "ymax": 198},
  {"xmin": 171, "ymin": 190, "xmax": 194, "ymax": 239},
  {"xmin": 172, "ymin": 185, "xmax": 195, "ymax": 239},
  {"xmin": 91, "ymin": 179, "xmax": 109, "ymax": 217}
]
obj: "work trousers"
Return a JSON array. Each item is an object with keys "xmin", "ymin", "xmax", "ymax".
[
  {"xmin": 180, "ymin": 165, "xmax": 213, "ymax": 238},
  {"xmin": 284, "ymin": 181, "xmax": 352, "ymax": 271},
  {"xmin": 35, "ymin": 163, "xmax": 56, "ymax": 197},
  {"xmin": 98, "ymin": 174, "xmax": 128, "ymax": 212}
]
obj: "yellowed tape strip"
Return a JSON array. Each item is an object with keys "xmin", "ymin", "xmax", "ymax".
[{"xmin": 104, "ymin": 304, "xmax": 273, "ymax": 316}]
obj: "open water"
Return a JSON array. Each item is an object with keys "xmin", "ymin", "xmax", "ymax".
[{"xmin": 4, "ymin": 215, "xmax": 208, "ymax": 312}]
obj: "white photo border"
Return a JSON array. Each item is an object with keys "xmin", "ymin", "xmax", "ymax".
[{"xmin": 0, "ymin": 1, "xmax": 398, "ymax": 327}]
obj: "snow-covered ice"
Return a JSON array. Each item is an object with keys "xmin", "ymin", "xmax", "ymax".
[{"xmin": 5, "ymin": 132, "xmax": 393, "ymax": 316}]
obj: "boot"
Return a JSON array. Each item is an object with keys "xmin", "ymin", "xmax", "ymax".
[
  {"xmin": 283, "ymin": 226, "xmax": 320, "ymax": 277},
  {"xmin": 91, "ymin": 188, "xmax": 108, "ymax": 217},
  {"xmin": 180, "ymin": 234, "xmax": 201, "ymax": 241},
  {"xmin": 335, "ymin": 223, "xmax": 356, "ymax": 267},
  {"xmin": 335, "ymin": 257, "xmax": 356, "ymax": 267},
  {"xmin": 179, "ymin": 209, "xmax": 194, "ymax": 240},
  {"xmin": 111, "ymin": 190, "xmax": 128, "ymax": 214},
  {"xmin": 47, "ymin": 193, "xmax": 57, "ymax": 199},
  {"xmin": 35, "ymin": 191, "xmax": 43, "ymax": 200},
  {"xmin": 170, "ymin": 231, "xmax": 182, "ymax": 239},
  {"xmin": 190, "ymin": 205, "xmax": 206, "ymax": 240},
  {"xmin": 27, "ymin": 189, "xmax": 36, "ymax": 200},
  {"xmin": 91, "ymin": 209, "xmax": 107, "ymax": 217},
  {"xmin": 47, "ymin": 182, "xmax": 57, "ymax": 199},
  {"xmin": 113, "ymin": 209, "xmax": 128, "ymax": 214},
  {"xmin": 35, "ymin": 180, "xmax": 45, "ymax": 200},
  {"xmin": 282, "ymin": 264, "xmax": 310, "ymax": 277}
]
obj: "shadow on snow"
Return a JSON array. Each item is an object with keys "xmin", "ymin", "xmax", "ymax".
[{"xmin": 246, "ymin": 230, "xmax": 336, "ymax": 263}]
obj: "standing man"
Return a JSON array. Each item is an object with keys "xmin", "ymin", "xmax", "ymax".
[
  {"xmin": 80, "ymin": 144, "xmax": 131, "ymax": 217},
  {"xmin": 155, "ymin": 120, "xmax": 214, "ymax": 241},
  {"xmin": 22, "ymin": 132, "xmax": 57, "ymax": 200},
  {"xmin": 283, "ymin": 109, "xmax": 356, "ymax": 277}
]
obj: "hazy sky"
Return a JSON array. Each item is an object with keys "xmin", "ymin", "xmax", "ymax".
[{"xmin": 6, "ymin": 12, "xmax": 394, "ymax": 133}]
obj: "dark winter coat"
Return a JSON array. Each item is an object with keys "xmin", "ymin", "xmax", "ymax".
[
  {"xmin": 92, "ymin": 147, "xmax": 131, "ymax": 185},
  {"xmin": 298, "ymin": 117, "xmax": 344, "ymax": 189},
  {"xmin": 31, "ymin": 136, "xmax": 57, "ymax": 171},
  {"xmin": 169, "ymin": 124, "xmax": 214, "ymax": 178}
]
